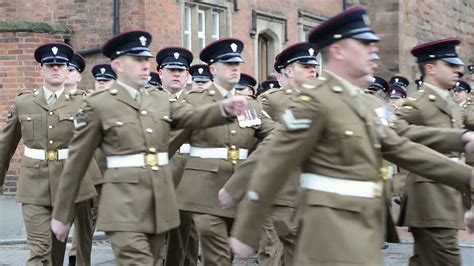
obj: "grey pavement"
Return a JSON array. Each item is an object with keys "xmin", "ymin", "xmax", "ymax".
[
  {"xmin": 1, "ymin": 196, "xmax": 474, "ymax": 265},
  {"xmin": 1, "ymin": 241, "xmax": 474, "ymax": 265}
]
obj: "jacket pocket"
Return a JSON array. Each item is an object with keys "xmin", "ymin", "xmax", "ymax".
[
  {"xmin": 19, "ymin": 114, "xmax": 42, "ymax": 140},
  {"xmin": 57, "ymin": 113, "xmax": 75, "ymax": 140},
  {"xmin": 305, "ymin": 190, "xmax": 366, "ymax": 213},
  {"xmin": 184, "ymin": 157, "xmax": 220, "ymax": 172}
]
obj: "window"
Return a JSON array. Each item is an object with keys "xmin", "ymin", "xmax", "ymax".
[
  {"xmin": 182, "ymin": 1, "xmax": 231, "ymax": 63},
  {"xmin": 198, "ymin": 9, "xmax": 206, "ymax": 50},
  {"xmin": 258, "ymin": 35, "xmax": 269, "ymax": 81},
  {"xmin": 184, "ymin": 6, "xmax": 192, "ymax": 51},
  {"xmin": 298, "ymin": 10, "xmax": 325, "ymax": 72},
  {"xmin": 211, "ymin": 11, "xmax": 220, "ymax": 41}
]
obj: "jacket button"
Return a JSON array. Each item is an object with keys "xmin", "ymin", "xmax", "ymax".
[
  {"xmin": 141, "ymin": 110, "xmax": 148, "ymax": 116},
  {"xmin": 49, "ymin": 112, "xmax": 54, "ymax": 115},
  {"xmin": 48, "ymin": 125, "xmax": 53, "ymax": 129},
  {"xmin": 151, "ymin": 166, "xmax": 159, "ymax": 171},
  {"xmin": 148, "ymin": 147, "xmax": 157, "ymax": 153},
  {"xmin": 27, "ymin": 117, "xmax": 31, "ymax": 121},
  {"xmin": 230, "ymin": 130, "xmax": 237, "ymax": 135},
  {"xmin": 49, "ymin": 140, "xmax": 54, "ymax": 144},
  {"xmin": 116, "ymin": 121, "xmax": 123, "ymax": 126},
  {"xmin": 146, "ymin": 128, "xmax": 153, "ymax": 133}
]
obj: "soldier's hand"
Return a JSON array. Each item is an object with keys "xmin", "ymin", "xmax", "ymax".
[
  {"xmin": 223, "ymin": 96, "xmax": 248, "ymax": 116},
  {"xmin": 462, "ymin": 132, "xmax": 474, "ymax": 152},
  {"xmin": 465, "ymin": 210, "xmax": 474, "ymax": 234},
  {"xmin": 51, "ymin": 218, "xmax": 71, "ymax": 242},
  {"xmin": 218, "ymin": 188, "xmax": 237, "ymax": 209},
  {"xmin": 229, "ymin": 237, "xmax": 256, "ymax": 258}
]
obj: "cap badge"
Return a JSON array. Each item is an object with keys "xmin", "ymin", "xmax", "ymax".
[
  {"xmin": 230, "ymin": 43, "xmax": 238, "ymax": 52},
  {"xmin": 51, "ymin": 46, "xmax": 59, "ymax": 55},
  {"xmin": 308, "ymin": 48, "xmax": 315, "ymax": 56},
  {"xmin": 198, "ymin": 68, "xmax": 204, "ymax": 74},
  {"xmin": 269, "ymin": 84, "xmax": 274, "ymax": 89},
  {"xmin": 174, "ymin": 52, "xmax": 180, "ymax": 59},
  {"xmin": 100, "ymin": 68, "xmax": 106, "ymax": 74},
  {"xmin": 139, "ymin": 36, "xmax": 147, "ymax": 46}
]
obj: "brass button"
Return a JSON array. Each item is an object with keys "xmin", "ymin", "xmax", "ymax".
[
  {"xmin": 148, "ymin": 147, "xmax": 157, "ymax": 153},
  {"xmin": 141, "ymin": 110, "xmax": 148, "ymax": 115},
  {"xmin": 116, "ymin": 121, "xmax": 123, "ymax": 126},
  {"xmin": 27, "ymin": 117, "xmax": 31, "ymax": 121},
  {"xmin": 48, "ymin": 125, "xmax": 53, "ymax": 129},
  {"xmin": 69, "ymin": 116, "xmax": 74, "ymax": 120},
  {"xmin": 146, "ymin": 128, "xmax": 153, "ymax": 133},
  {"xmin": 49, "ymin": 112, "xmax": 54, "ymax": 115},
  {"xmin": 451, "ymin": 119, "xmax": 456, "ymax": 122},
  {"xmin": 49, "ymin": 140, "xmax": 54, "ymax": 144},
  {"xmin": 344, "ymin": 130, "xmax": 354, "ymax": 136},
  {"xmin": 230, "ymin": 130, "xmax": 237, "ymax": 135},
  {"xmin": 230, "ymin": 145, "xmax": 236, "ymax": 149},
  {"xmin": 151, "ymin": 166, "xmax": 159, "ymax": 171},
  {"xmin": 163, "ymin": 115, "xmax": 170, "ymax": 120},
  {"xmin": 232, "ymin": 160, "xmax": 237, "ymax": 165}
]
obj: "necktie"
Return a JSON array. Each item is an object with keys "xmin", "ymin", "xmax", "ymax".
[{"xmin": 47, "ymin": 93, "xmax": 57, "ymax": 107}]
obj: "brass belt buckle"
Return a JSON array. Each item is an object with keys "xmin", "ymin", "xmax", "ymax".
[
  {"xmin": 144, "ymin": 153, "xmax": 158, "ymax": 167},
  {"xmin": 46, "ymin": 151, "xmax": 58, "ymax": 161},
  {"xmin": 228, "ymin": 145, "xmax": 240, "ymax": 161}
]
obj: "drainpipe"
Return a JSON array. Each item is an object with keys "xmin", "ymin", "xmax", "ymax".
[{"xmin": 79, "ymin": 0, "xmax": 120, "ymax": 56}]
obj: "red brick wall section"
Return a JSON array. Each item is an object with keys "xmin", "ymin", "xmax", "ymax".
[{"xmin": 0, "ymin": 32, "xmax": 66, "ymax": 195}]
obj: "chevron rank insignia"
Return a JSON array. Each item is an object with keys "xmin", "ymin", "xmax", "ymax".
[
  {"xmin": 282, "ymin": 109, "xmax": 312, "ymax": 130},
  {"xmin": 74, "ymin": 119, "xmax": 87, "ymax": 129}
]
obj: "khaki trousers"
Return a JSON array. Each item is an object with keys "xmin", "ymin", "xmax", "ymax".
[{"xmin": 106, "ymin": 231, "xmax": 167, "ymax": 266}]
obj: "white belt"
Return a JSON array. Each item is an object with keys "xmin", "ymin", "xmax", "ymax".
[
  {"xmin": 106, "ymin": 153, "xmax": 169, "ymax": 168},
  {"xmin": 24, "ymin": 146, "xmax": 69, "ymax": 161},
  {"xmin": 189, "ymin": 146, "xmax": 248, "ymax": 160},
  {"xmin": 179, "ymin": 143, "xmax": 191, "ymax": 154},
  {"xmin": 300, "ymin": 173, "xmax": 382, "ymax": 198}
]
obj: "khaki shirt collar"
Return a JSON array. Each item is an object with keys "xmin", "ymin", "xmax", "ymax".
[
  {"xmin": 424, "ymin": 82, "xmax": 450, "ymax": 102},
  {"xmin": 214, "ymin": 82, "xmax": 235, "ymax": 98},
  {"xmin": 43, "ymin": 86, "xmax": 64, "ymax": 101},
  {"xmin": 163, "ymin": 88, "xmax": 183, "ymax": 99},
  {"xmin": 116, "ymin": 80, "xmax": 140, "ymax": 100},
  {"xmin": 324, "ymin": 70, "xmax": 362, "ymax": 96}
]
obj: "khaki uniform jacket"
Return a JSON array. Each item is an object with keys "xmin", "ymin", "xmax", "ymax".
[
  {"xmin": 174, "ymin": 84, "xmax": 275, "ymax": 218},
  {"xmin": 461, "ymin": 100, "xmax": 474, "ymax": 166},
  {"xmin": 0, "ymin": 89, "xmax": 97, "ymax": 206},
  {"xmin": 224, "ymin": 87, "xmax": 300, "ymax": 207},
  {"xmin": 396, "ymin": 86, "xmax": 472, "ymax": 229},
  {"xmin": 167, "ymin": 90, "xmax": 190, "ymax": 187},
  {"xmin": 231, "ymin": 72, "xmax": 472, "ymax": 253},
  {"xmin": 52, "ymin": 82, "xmax": 232, "ymax": 234}
]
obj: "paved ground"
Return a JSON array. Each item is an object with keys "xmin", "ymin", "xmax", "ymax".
[
  {"xmin": 0, "ymin": 240, "xmax": 474, "ymax": 265},
  {"xmin": 1, "ymin": 196, "xmax": 474, "ymax": 265}
]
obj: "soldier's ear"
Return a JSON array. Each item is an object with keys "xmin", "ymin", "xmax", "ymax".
[
  {"xmin": 209, "ymin": 64, "xmax": 217, "ymax": 75},
  {"xmin": 111, "ymin": 59, "xmax": 122, "ymax": 74},
  {"xmin": 425, "ymin": 63, "xmax": 436, "ymax": 76}
]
